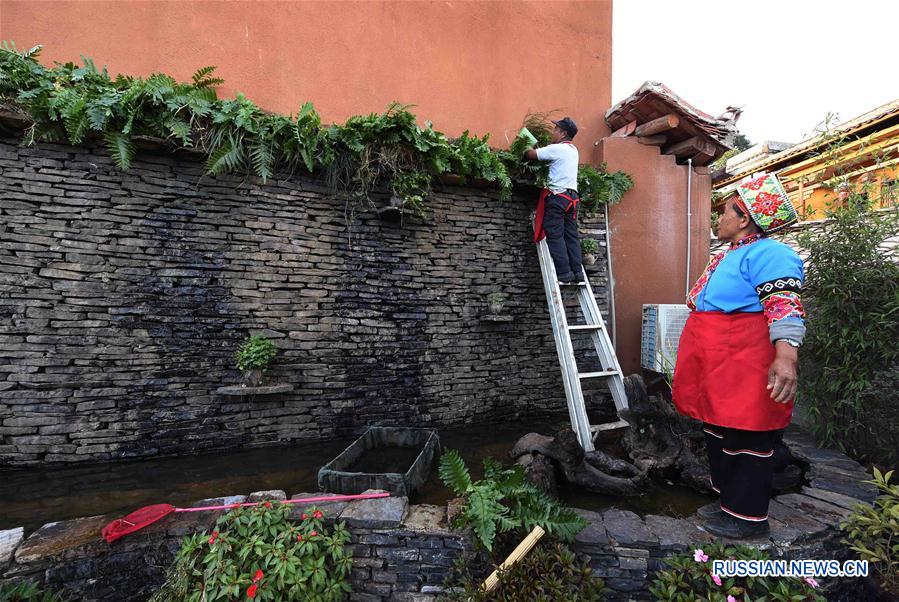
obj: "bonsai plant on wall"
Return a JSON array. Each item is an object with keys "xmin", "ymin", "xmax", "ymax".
[
  {"xmin": 580, "ymin": 237, "xmax": 598, "ymax": 266},
  {"xmin": 487, "ymin": 292, "xmax": 506, "ymax": 315},
  {"xmin": 235, "ymin": 334, "xmax": 278, "ymax": 387}
]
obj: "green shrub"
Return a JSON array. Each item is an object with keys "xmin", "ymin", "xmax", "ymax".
[
  {"xmin": 235, "ymin": 335, "xmax": 278, "ymax": 373},
  {"xmin": 0, "ymin": 581, "xmax": 67, "ymax": 602},
  {"xmin": 438, "ymin": 449, "xmax": 586, "ymax": 551},
  {"xmin": 439, "ymin": 541, "xmax": 606, "ymax": 601},
  {"xmin": 649, "ymin": 542, "xmax": 825, "ymax": 601},
  {"xmin": 797, "ymin": 186, "xmax": 899, "ymax": 462},
  {"xmin": 151, "ymin": 501, "xmax": 351, "ymax": 601},
  {"xmin": 841, "ymin": 468, "xmax": 899, "ymax": 595},
  {"xmin": 578, "ymin": 163, "xmax": 634, "ymax": 213},
  {"xmin": 580, "ymin": 237, "xmax": 599, "ymax": 255}
]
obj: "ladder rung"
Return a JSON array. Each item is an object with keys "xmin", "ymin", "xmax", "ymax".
[
  {"xmin": 590, "ymin": 419, "xmax": 630, "ymax": 434},
  {"xmin": 558, "ymin": 281, "xmax": 587, "ymax": 287},
  {"xmin": 579, "ymin": 370, "xmax": 620, "ymax": 379},
  {"xmin": 568, "ymin": 324, "xmax": 604, "ymax": 332}
]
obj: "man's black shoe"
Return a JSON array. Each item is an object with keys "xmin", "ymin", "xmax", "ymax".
[
  {"xmin": 700, "ymin": 513, "xmax": 770, "ymax": 539},
  {"xmin": 696, "ymin": 502, "xmax": 725, "ymax": 520}
]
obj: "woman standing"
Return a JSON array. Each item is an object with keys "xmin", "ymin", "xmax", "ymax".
[{"xmin": 673, "ymin": 173, "xmax": 805, "ymax": 539}]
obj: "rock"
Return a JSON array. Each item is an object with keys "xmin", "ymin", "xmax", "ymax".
[
  {"xmin": 288, "ymin": 492, "xmax": 349, "ymax": 521},
  {"xmin": 340, "ymin": 489, "xmax": 407, "ymax": 529},
  {"xmin": 518, "ymin": 452, "xmax": 558, "ymax": 495},
  {"xmin": 767, "ymin": 500, "xmax": 830, "ymax": 540},
  {"xmin": 602, "ymin": 509, "xmax": 657, "ymax": 547},
  {"xmin": 0, "ymin": 527, "xmax": 24, "ymax": 569},
  {"xmin": 775, "ymin": 493, "xmax": 853, "ymax": 525},
  {"xmin": 15, "ymin": 515, "xmax": 109, "ymax": 563},
  {"xmin": 644, "ymin": 515, "xmax": 694, "ymax": 550},
  {"xmin": 247, "ymin": 490, "xmax": 287, "ymax": 502},
  {"xmin": 402, "ymin": 504, "xmax": 449, "ymax": 532},
  {"xmin": 807, "ymin": 471, "xmax": 878, "ymax": 504},
  {"xmin": 800, "ymin": 486, "xmax": 870, "ymax": 511}
]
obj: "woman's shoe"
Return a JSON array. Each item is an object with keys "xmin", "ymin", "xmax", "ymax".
[
  {"xmin": 700, "ymin": 513, "xmax": 770, "ymax": 539},
  {"xmin": 696, "ymin": 503, "xmax": 725, "ymax": 520}
]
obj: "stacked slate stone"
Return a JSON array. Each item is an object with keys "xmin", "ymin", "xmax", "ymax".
[{"xmin": 0, "ymin": 135, "xmax": 612, "ymax": 466}]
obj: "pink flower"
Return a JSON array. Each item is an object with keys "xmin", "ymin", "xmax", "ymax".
[
  {"xmin": 310, "ymin": 530, "xmax": 318, "ymax": 537},
  {"xmin": 805, "ymin": 577, "xmax": 819, "ymax": 588},
  {"xmin": 727, "ymin": 596, "xmax": 738, "ymax": 602},
  {"xmin": 313, "ymin": 510, "xmax": 324, "ymax": 519},
  {"xmin": 247, "ymin": 584, "xmax": 258, "ymax": 599},
  {"xmin": 711, "ymin": 573, "xmax": 722, "ymax": 586},
  {"xmin": 296, "ymin": 534, "xmax": 303, "ymax": 542},
  {"xmin": 693, "ymin": 548, "xmax": 708, "ymax": 562},
  {"xmin": 253, "ymin": 570, "xmax": 264, "ymax": 583},
  {"xmin": 301, "ymin": 513, "xmax": 308, "ymax": 520},
  {"xmin": 208, "ymin": 531, "xmax": 219, "ymax": 545},
  {"xmin": 263, "ymin": 501, "xmax": 272, "ymax": 508}
]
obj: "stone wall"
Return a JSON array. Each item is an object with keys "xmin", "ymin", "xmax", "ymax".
[{"xmin": 0, "ymin": 137, "xmax": 613, "ymax": 466}]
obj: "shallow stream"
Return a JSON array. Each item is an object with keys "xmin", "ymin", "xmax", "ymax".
[{"xmin": 0, "ymin": 418, "xmax": 711, "ymax": 533}]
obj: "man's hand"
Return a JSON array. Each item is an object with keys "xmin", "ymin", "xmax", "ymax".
[
  {"xmin": 767, "ymin": 341, "xmax": 798, "ymax": 403},
  {"xmin": 523, "ymin": 148, "xmax": 538, "ymax": 161}
]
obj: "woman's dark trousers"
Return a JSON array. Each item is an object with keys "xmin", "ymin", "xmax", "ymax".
[{"xmin": 543, "ymin": 193, "xmax": 583, "ymax": 281}]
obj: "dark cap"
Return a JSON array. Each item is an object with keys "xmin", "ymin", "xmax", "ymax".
[{"xmin": 552, "ymin": 116, "xmax": 578, "ymax": 139}]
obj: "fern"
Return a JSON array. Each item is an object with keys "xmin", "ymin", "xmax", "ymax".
[
  {"xmin": 250, "ymin": 139, "xmax": 274, "ymax": 182},
  {"xmin": 191, "ymin": 65, "xmax": 224, "ymax": 89},
  {"xmin": 105, "ymin": 131, "xmax": 134, "ymax": 170},
  {"xmin": 438, "ymin": 449, "xmax": 472, "ymax": 495},
  {"xmin": 438, "ymin": 450, "xmax": 587, "ymax": 551}
]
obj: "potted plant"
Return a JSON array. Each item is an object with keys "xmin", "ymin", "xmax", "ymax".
[
  {"xmin": 487, "ymin": 292, "xmax": 506, "ymax": 315},
  {"xmin": 580, "ymin": 237, "xmax": 599, "ymax": 266},
  {"xmin": 235, "ymin": 334, "xmax": 278, "ymax": 387}
]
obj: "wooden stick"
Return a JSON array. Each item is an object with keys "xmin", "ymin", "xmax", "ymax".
[
  {"xmin": 635, "ymin": 114, "xmax": 679, "ymax": 137},
  {"xmin": 480, "ymin": 526, "xmax": 546, "ymax": 593}
]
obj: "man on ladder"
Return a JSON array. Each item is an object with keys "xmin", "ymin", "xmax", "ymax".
[{"xmin": 524, "ymin": 117, "xmax": 584, "ymax": 285}]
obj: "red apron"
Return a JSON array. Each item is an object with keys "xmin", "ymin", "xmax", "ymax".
[
  {"xmin": 672, "ymin": 311, "xmax": 793, "ymax": 431},
  {"xmin": 533, "ymin": 188, "xmax": 579, "ymax": 243}
]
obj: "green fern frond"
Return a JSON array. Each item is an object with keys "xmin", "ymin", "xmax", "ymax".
[
  {"xmin": 205, "ymin": 135, "xmax": 246, "ymax": 175},
  {"xmin": 105, "ymin": 131, "xmax": 135, "ymax": 170},
  {"xmin": 438, "ymin": 449, "xmax": 473, "ymax": 495},
  {"xmin": 250, "ymin": 139, "xmax": 274, "ymax": 182},
  {"xmin": 192, "ymin": 66, "xmax": 224, "ymax": 89}
]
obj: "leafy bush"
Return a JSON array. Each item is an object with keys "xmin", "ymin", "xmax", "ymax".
[
  {"xmin": 235, "ymin": 335, "xmax": 278, "ymax": 372},
  {"xmin": 797, "ymin": 185, "xmax": 899, "ymax": 461},
  {"xmin": 438, "ymin": 449, "xmax": 586, "ymax": 551},
  {"xmin": 841, "ymin": 468, "xmax": 899, "ymax": 595},
  {"xmin": 0, "ymin": 581, "xmax": 67, "ymax": 602},
  {"xmin": 439, "ymin": 541, "xmax": 606, "ymax": 601},
  {"xmin": 151, "ymin": 501, "xmax": 352, "ymax": 601},
  {"xmin": 578, "ymin": 163, "xmax": 634, "ymax": 213},
  {"xmin": 649, "ymin": 542, "xmax": 825, "ymax": 601},
  {"xmin": 580, "ymin": 237, "xmax": 598, "ymax": 255}
]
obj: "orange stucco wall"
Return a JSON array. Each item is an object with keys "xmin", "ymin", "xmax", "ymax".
[
  {"xmin": 0, "ymin": 0, "xmax": 613, "ymax": 153},
  {"xmin": 598, "ymin": 137, "xmax": 711, "ymax": 374}
]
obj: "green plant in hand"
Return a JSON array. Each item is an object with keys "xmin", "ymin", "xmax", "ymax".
[
  {"xmin": 438, "ymin": 449, "xmax": 586, "ymax": 551},
  {"xmin": 650, "ymin": 542, "xmax": 825, "ymax": 601},
  {"xmin": 235, "ymin": 335, "xmax": 278, "ymax": 372},
  {"xmin": 841, "ymin": 468, "xmax": 899, "ymax": 595},
  {"xmin": 0, "ymin": 581, "xmax": 67, "ymax": 602},
  {"xmin": 439, "ymin": 541, "xmax": 606, "ymax": 601},
  {"xmin": 580, "ymin": 237, "xmax": 598, "ymax": 255},
  {"xmin": 151, "ymin": 501, "xmax": 352, "ymax": 601}
]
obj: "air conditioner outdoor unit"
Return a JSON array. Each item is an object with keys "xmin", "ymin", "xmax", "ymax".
[{"xmin": 641, "ymin": 304, "xmax": 691, "ymax": 374}]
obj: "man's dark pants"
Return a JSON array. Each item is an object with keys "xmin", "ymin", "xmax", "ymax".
[{"xmin": 543, "ymin": 192, "xmax": 583, "ymax": 281}]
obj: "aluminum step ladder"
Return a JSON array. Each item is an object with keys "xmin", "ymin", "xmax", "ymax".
[{"xmin": 536, "ymin": 237, "xmax": 629, "ymax": 451}]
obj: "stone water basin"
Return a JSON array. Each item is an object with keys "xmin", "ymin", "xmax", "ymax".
[{"xmin": 318, "ymin": 426, "xmax": 440, "ymax": 497}]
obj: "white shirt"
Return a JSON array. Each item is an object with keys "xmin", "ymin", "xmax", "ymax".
[{"xmin": 535, "ymin": 142, "xmax": 579, "ymax": 193}]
